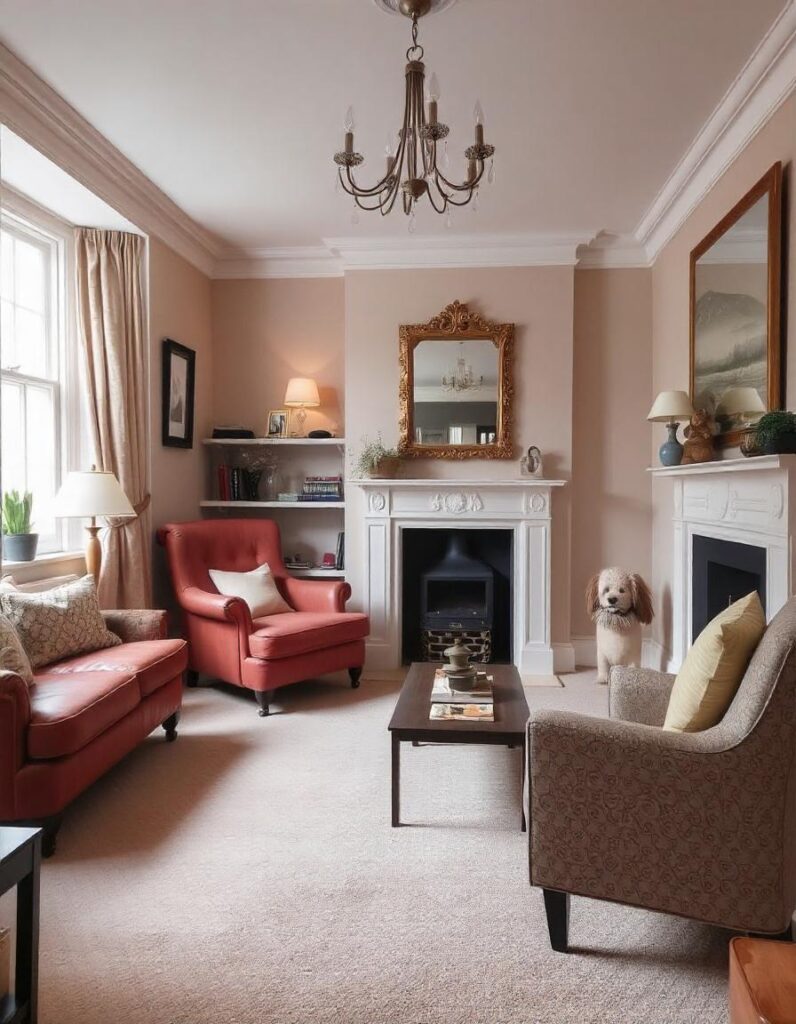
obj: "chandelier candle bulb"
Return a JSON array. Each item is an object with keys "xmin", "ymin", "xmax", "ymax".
[{"xmin": 345, "ymin": 132, "xmax": 354, "ymax": 156}]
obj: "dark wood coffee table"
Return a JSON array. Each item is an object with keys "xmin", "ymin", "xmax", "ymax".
[{"xmin": 388, "ymin": 662, "xmax": 530, "ymax": 830}]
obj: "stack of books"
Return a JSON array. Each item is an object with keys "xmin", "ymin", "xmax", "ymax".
[
  {"xmin": 299, "ymin": 475, "xmax": 343, "ymax": 502},
  {"xmin": 218, "ymin": 465, "xmax": 247, "ymax": 501},
  {"xmin": 429, "ymin": 667, "xmax": 494, "ymax": 722}
]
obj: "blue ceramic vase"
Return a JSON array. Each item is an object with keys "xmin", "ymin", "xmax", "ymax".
[{"xmin": 659, "ymin": 422, "xmax": 683, "ymax": 466}]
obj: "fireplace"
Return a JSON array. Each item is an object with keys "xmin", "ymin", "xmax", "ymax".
[
  {"xmin": 692, "ymin": 534, "xmax": 766, "ymax": 641},
  {"xmin": 402, "ymin": 528, "xmax": 512, "ymax": 664}
]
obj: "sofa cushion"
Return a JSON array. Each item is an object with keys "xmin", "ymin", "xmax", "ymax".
[
  {"xmin": 209, "ymin": 563, "xmax": 292, "ymax": 617},
  {"xmin": 249, "ymin": 611, "xmax": 369, "ymax": 661},
  {"xmin": 28, "ymin": 669, "xmax": 140, "ymax": 759},
  {"xmin": 48, "ymin": 639, "xmax": 188, "ymax": 698},
  {"xmin": 0, "ymin": 575, "xmax": 121, "ymax": 669},
  {"xmin": 0, "ymin": 614, "xmax": 33, "ymax": 686}
]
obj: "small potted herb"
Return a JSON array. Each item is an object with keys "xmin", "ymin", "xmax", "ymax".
[
  {"xmin": 2, "ymin": 490, "xmax": 38, "ymax": 562},
  {"xmin": 354, "ymin": 436, "xmax": 402, "ymax": 479},
  {"xmin": 754, "ymin": 411, "xmax": 796, "ymax": 455}
]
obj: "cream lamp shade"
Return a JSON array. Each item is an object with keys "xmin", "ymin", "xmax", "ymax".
[
  {"xmin": 716, "ymin": 387, "xmax": 766, "ymax": 419},
  {"xmin": 283, "ymin": 377, "xmax": 320, "ymax": 436},
  {"xmin": 54, "ymin": 469, "xmax": 135, "ymax": 583},
  {"xmin": 647, "ymin": 390, "xmax": 694, "ymax": 423},
  {"xmin": 283, "ymin": 378, "xmax": 320, "ymax": 408}
]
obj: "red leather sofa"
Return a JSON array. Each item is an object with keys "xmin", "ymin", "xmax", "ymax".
[
  {"xmin": 0, "ymin": 609, "xmax": 186, "ymax": 855},
  {"xmin": 158, "ymin": 519, "xmax": 369, "ymax": 716}
]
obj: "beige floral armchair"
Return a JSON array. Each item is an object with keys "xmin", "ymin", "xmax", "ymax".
[{"xmin": 527, "ymin": 597, "xmax": 796, "ymax": 952}]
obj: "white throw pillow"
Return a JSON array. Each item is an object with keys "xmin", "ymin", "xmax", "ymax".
[{"xmin": 208, "ymin": 563, "xmax": 293, "ymax": 617}]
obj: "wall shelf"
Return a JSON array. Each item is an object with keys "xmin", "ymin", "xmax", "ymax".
[
  {"xmin": 200, "ymin": 500, "xmax": 344, "ymax": 510},
  {"xmin": 203, "ymin": 437, "xmax": 345, "ymax": 447},
  {"xmin": 287, "ymin": 568, "xmax": 345, "ymax": 578}
]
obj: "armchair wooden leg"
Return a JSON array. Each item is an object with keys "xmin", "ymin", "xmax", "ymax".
[
  {"xmin": 186, "ymin": 670, "xmax": 199, "ymax": 688},
  {"xmin": 255, "ymin": 691, "xmax": 272, "ymax": 717},
  {"xmin": 543, "ymin": 889, "xmax": 570, "ymax": 953},
  {"xmin": 41, "ymin": 814, "xmax": 63, "ymax": 859},
  {"xmin": 162, "ymin": 712, "xmax": 180, "ymax": 742},
  {"xmin": 349, "ymin": 667, "xmax": 363, "ymax": 689}
]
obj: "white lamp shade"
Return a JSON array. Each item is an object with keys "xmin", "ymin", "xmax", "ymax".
[
  {"xmin": 283, "ymin": 377, "xmax": 320, "ymax": 408},
  {"xmin": 647, "ymin": 390, "xmax": 694, "ymax": 422},
  {"xmin": 54, "ymin": 470, "xmax": 135, "ymax": 519},
  {"xmin": 716, "ymin": 387, "xmax": 766, "ymax": 417}
]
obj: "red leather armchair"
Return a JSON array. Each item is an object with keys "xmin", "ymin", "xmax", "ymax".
[{"xmin": 157, "ymin": 519, "xmax": 369, "ymax": 716}]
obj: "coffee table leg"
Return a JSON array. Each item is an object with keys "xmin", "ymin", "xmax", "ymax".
[{"xmin": 391, "ymin": 733, "xmax": 401, "ymax": 827}]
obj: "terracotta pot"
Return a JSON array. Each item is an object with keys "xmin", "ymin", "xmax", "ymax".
[{"xmin": 370, "ymin": 456, "xmax": 402, "ymax": 479}]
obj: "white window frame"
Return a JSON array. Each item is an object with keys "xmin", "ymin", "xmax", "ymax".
[{"xmin": 1, "ymin": 191, "xmax": 87, "ymax": 556}]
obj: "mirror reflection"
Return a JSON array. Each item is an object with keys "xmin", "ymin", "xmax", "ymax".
[
  {"xmin": 693, "ymin": 193, "xmax": 769, "ymax": 432},
  {"xmin": 412, "ymin": 339, "xmax": 498, "ymax": 446}
]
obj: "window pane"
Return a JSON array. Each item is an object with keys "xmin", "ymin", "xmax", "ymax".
[
  {"xmin": 14, "ymin": 307, "xmax": 48, "ymax": 378},
  {"xmin": 1, "ymin": 380, "xmax": 25, "ymax": 494},
  {"xmin": 24, "ymin": 385, "xmax": 57, "ymax": 547},
  {"xmin": 0, "ymin": 298, "xmax": 15, "ymax": 370},
  {"xmin": 14, "ymin": 237, "xmax": 45, "ymax": 313},
  {"xmin": 0, "ymin": 232, "xmax": 12, "ymax": 301}
]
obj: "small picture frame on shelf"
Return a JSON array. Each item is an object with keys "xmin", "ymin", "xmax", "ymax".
[{"xmin": 267, "ymin": 409, "xmax": 289, "ymax": 438}]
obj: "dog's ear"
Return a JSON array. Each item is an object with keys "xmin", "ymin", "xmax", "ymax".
[
  {"xmin": 630, "ymin": 574, "xmax": 654, "ymax": 624},
  {"xmin": 585, "ymin": 574, "xmax": 600, "ymax": 616}
]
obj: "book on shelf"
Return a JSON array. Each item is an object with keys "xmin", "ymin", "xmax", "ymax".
[
  {"xmin": 302, "ymin": 475, "xmax": 343, "ymax": 500},
  {"xmin": 335, "ymin": 530, "xmax": 344, "ymax": 571},
  {"xmin": 277, "ymin": 492, "xmax": 300, "ymax": 502},
  {"xmin": 430, "ymin": 703, "xmax": 494, "ymax": 722},
  {"xmin": 217, "ymin": 465, "xmax": 231, "ymax": 501},
  {"xmin": 430, "ymin": 668, "xmax": 494, "ymax": 705}
]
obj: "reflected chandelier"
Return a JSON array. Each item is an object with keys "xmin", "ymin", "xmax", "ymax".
[
  {"xmin": 442, "ymin": 344, "xmax": 484, "ymax": 392},
  {"xmin": 333, "ymin": 0, "xmax": 495, "ymax": 229}
]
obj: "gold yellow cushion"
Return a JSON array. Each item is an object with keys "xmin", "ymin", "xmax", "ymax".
[{"xmin": 663, "ymin": 591, "xmax": 765, "ymax": 732}]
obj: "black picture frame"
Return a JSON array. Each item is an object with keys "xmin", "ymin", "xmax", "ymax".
[{"xmin": 162, "ymin": 338, "xmax": 196, "ymax": 449}]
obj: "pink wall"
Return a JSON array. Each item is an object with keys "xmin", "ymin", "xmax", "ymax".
[
  {"xmin": 148, "ymin": 237, "xmax": 214, "ymax": 609},
  {"xmin": 571, "ymin": 268, "xmax": 653, "ymax": 637},
  {"xmin": 344, "ymin": 267, "xmax": 575, "ymax": 647},
  {"xmin": 651, "ymin": 93, "xmax": 796, "ymax": 655},
  {"xmin": 211, "ymin": 278, "xmax": 345, "ymax": 436}
]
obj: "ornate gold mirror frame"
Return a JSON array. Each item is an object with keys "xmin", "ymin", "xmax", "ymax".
[{"xmin": 398, "ymin": 300, "xmax": 514, "ymax": 459}]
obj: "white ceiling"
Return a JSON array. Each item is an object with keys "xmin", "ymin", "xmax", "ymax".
[{"xmin": 0, "ymin": 0, "xmax": 787, "ymax": 252}]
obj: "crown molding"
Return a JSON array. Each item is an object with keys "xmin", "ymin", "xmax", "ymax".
[
  {"xmin": 323, "ymin": 232, "xmax": 586, "ymax": 271},
  {"xmin": 636, "ymin": 1, "xmax": 796, "ymax": 262},
  {"xmin": 214, "ymin": 246, "xmax": 342, "ymax": 279},
  {"xmin": 0, "ymin": 42, "xmax": 222, "ymax": 276},
  {"xmin": 576, "ymin": 234, "xmax": 651, "ymax": 269}
]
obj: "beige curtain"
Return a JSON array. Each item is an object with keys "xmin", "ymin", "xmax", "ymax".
[{"xmin": 75, "ymin": 229, "xmax": 151, "ymax": 609}]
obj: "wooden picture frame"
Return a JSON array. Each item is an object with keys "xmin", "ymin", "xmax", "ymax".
[
  {"xmin": 398, "ymin": 300, "xmax": 514, "ymax": 460},
  {"xmin": 266, "ymin": 409, "xmax": 289, "ymax": 438},
  {"xmin": 689, "ymin": 162, "xmax": 783, "ymax": 448},
  {"xmin": 161, "ymin": 338, "xmax": 196, "ymax": 449}
]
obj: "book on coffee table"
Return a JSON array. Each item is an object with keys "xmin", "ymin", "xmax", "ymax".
[
  {"xmin": 430, "ymin": 703, "xmax": 494, "ymax": 722},
  {"xmin": 430, "ymin": 668, "xmax": 494, "ymax": 705}
]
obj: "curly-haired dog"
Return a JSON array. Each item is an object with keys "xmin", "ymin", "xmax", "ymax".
[{"xmin": 586, "ymin": 567, "xmax": 654, "ymax": 684}]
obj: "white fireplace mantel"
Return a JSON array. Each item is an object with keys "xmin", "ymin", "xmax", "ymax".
[
  {"xmin": 650, "ymin": 455, "xmax": 796, "ymax": 668},
  {"xmin": 352, "ymin": 478, "xmax": 566, "ymax": 675}
]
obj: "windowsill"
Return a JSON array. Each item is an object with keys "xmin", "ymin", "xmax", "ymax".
[{"xmin": 2, "ymin": 549, "xmax": 86, "ymax": 580}]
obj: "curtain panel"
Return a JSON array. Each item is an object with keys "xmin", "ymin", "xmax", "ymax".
[{"xmin": 75, "ymin": 229, "xmax": 151, "ymax": 608}]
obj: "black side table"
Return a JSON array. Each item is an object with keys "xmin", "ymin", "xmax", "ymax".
[{"xmin": 0, "ymin": 828, "xmax": 41, "ymax": 1024}]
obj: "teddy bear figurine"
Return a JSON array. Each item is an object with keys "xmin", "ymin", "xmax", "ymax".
[{"xmin": 681, "ymin": 408, "xmax": 715, "ymax": 465}]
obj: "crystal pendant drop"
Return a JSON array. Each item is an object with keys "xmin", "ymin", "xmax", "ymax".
[
  {"xmin": 351, "ymin": 204, "xmax": 360, "ymax": 226},
  {"xmin": 408, "ymin": 206, "xmax": 417, "ymax": 234},
  {"xmin": 441, "ymin": 140, "xmax": 450, "ymax": 171},
  {"xmin": 488, "ymin": 159, "xmax": 495, "ymax": 185},
  {"xmin": 472, "ymin": 189, "xmax": 480, "ymax": 213},
  {"xmin": 335, "ymin": 174, "xmax": 341, "ymax": 195},
  {"xmin": 445, "ymin": 207, "xmax": 453, "ymax": 229}
]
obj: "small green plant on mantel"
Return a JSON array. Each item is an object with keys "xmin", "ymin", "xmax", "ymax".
[
  {"xmin": 755, "ymin": 411, "xmax": 796, "ymax": 455},
  {"xmin": 2, "ymin": 490, "xmax": 33, "ymax": 535},
  {"xmin": 353, "ymin": 435, "xmax": 402, "ymax": 479}
]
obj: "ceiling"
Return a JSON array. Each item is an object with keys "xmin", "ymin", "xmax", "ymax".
[{"xmin": 0, "ymin": 0, "xmax": 787, "ymax": 253}]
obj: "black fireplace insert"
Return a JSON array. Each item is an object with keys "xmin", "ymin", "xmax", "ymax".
[{"xmin": 692, "ymin": 534, "xmax": 766, "ymax": 641}]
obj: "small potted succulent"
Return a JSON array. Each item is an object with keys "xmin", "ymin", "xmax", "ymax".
[
  {"xmin": 2, "ymin": 490, "xmax": 38, "ymax": 562},
  {"xmin": 354, "ymin": 436, "xmax": 402, "ymax": 479},
  {"xmin": 754, "ymin": 411, "xmax": 796, "ymax": 455}
]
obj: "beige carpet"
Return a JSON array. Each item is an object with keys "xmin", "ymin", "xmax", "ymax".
[{"xmin": 36, "ymin": 670, "xmax": 730, "ymax": 1024}]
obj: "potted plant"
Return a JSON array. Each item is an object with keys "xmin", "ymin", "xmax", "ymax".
[
  {"xmin": 754, "ymin": 411, "xmax": 796, "ymax": 455},
  {"xmin": 354, "ymin": 436, "xmax": 402, "ymax": 479},
  {"xmin": 2, "ymin": 490, "xmax": 38, "ymax": 562}
]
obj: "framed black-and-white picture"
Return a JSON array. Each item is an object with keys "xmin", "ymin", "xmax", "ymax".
[
  {"xmin": 162, "ymin": 338, "xmax": 196, "ymax": 448},
  {"xmin": 267, "ymin": 409, "xmax": 289, "ymax": 438}
]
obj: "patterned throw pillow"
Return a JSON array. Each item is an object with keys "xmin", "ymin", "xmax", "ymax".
[
  {"xmin": 0, "ymin": 615, "xmax": 34, "ymax": 685},
  {"xmin": 0, "ymin": 575, "xmax": 121, "ymax": 670}
]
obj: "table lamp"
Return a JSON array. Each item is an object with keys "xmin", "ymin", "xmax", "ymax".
[
  {"xmin": 54, "ymin": 467, "xmax": 135, "ymax": 580},
  {"xmin": 716, "ymin": 387, "xmax": 766, "ymax": 457},
  {"xmin": 647, "ymin": 390, "xmax": 694, "ymax": 466},
  {"xmin": 284, "ymin": 377, "xmax": 320, "ymax": 436}
]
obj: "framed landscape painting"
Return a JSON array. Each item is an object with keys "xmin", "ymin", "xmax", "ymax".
[
  {"xmin": 689, "ymin": 162, "xmax": 782, "ymax": 447},
  {"xmin": 162, "ymin": 338, "xmax": 196, "ymax": 448}
]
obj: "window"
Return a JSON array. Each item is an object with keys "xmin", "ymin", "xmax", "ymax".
[{"xmin": 1, "ymin": 208, "xmax": 77, "ymax": 556}]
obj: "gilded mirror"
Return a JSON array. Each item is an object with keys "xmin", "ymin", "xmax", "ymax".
[
  {"xmin": 399, "ymin": 301, "xmax": 513, "ymax": 459},
  {"xmin": 690, "ymin": 162, "xmax": 782, "ymax": 447}
]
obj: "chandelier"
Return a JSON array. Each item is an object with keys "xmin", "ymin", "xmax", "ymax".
[
  {"xmin": 333, "ymin": 0, "xmax": 495, "ymax": 228},
  {"xmin": 442, "ymin": 344, "xmax": 484, "ymax": 392}
]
